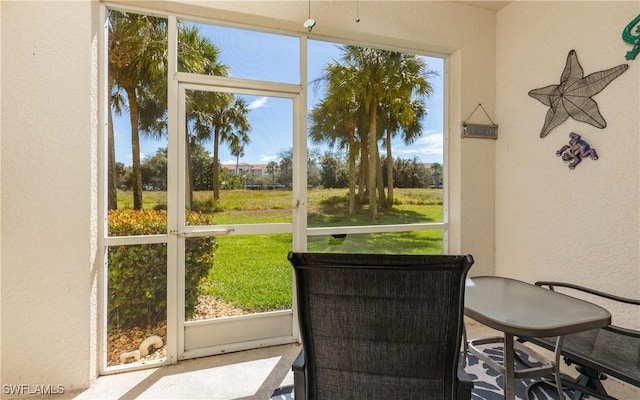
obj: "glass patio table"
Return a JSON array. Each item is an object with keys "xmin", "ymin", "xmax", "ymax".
[{"xmin": 463, "ymin": 276, "xmax": 611, "ymax": 400}]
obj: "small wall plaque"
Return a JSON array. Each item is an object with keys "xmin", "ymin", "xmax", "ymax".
[
  {"xmin": 461, "ymin": 103, "xmax": 498, "ymax": 139},
  {"xmin": 461, "ymin": 122, "xmax": 498, "ymax": 139}
]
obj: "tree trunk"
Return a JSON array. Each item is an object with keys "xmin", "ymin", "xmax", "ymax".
[
  {"xmin": 386, "ymin": 130, "xmax": 393, "ymax": 209},
  {"xmin": 367, "ymin": 101, "xmax": 378, "ymax": 222},
  {"xmin": 358, "ymin": 138, "xmax": 367, "ymax": 204},
  {"xmin": 126, "ymin": 87, "xmax": 143, "ymax": 210},
  {"xmin": 376, "ymin": 144, "xmax": 386, "ymax": 208},
  {"xmin": 213, "ymin": 126, "xmax": 220, "ymax": 201},
  {"xmin": 348, "ymin": 126, "xmax": 356, "ymax": 217},
  {"xmin": 185, "ymin": 129, "xmax": 193, "ymax": 210},
  {"xmin": 108, "ymin": 106, "xmax": 118, "ymax": 210}
]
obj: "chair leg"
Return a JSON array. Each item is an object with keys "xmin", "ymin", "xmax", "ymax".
[
  {"xmin": 292, "ymin": 350, "xmax": 306, "ymax": 400},
  {"xmin": 573, "ymin": 366, "xmax": 609, "ymax": 398},
  {"xmin": 293, "ymin": 369, "xmax": 305, "ymax": 400}
]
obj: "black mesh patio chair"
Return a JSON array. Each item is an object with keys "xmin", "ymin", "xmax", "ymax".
[
  {"xmin": 288, "ymin": 252, "xmax": 475, "ymax": 400},
  {"xmin": 519, "ymin": 281, "xmax": 640, "ymax": 400}
]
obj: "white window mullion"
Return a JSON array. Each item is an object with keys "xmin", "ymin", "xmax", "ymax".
[
  {"xmin": 166, "ymin": 15, "xmax": 181, "ymax": 364},
  {"xmin": 293, "ymin": 35, "xmax": 308, "ymax": 254},
  {"xmin": 442, "ymin": 56, "xmax": 450, "ymax": 255},
  {"xmin": 98, "ymin": 3, "xmax": 109, "ymax": 375}
]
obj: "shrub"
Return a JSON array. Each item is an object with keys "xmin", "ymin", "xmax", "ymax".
[{"xmin": 107, "ymin": 209, "xmax": 216, "ymax": 330}]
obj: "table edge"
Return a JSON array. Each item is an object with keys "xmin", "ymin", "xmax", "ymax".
[{"xmin": 464, "ymin": 276, "xmax": 612, "ymax": 337}]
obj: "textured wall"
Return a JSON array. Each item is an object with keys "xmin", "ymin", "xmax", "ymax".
[
  {"xmin": 496, "ymin": 1, "xmax": 640, "ymax": 328},
  {"xmin": 1, "ymin": 0, "xmax": 97, "ymax": 389}
]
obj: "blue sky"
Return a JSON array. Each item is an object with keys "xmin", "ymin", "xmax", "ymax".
[{"xmin": 113, "ymin": 23, "xmax": 444, "ymax": 166}]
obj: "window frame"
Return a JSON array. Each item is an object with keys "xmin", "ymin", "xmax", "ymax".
[{"xmin": 99, "ymin": 2, "xmax": 449, "ymax": 374}]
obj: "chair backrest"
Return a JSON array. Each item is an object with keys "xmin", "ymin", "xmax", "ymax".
[{"xmin": 288, "ymin": 252, "xmax": 474, "ymax": 400}]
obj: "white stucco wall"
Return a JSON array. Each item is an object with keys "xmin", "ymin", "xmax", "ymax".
[
  {"xmin": 1, "ymin": 0, "xmax": 97, "ymax": 389},
  {"xmin": 496, "ymin": 1, "xmax": 640, "ymax": 328},
  {"xmin": 0, "ymin": 0, "xmax": 3, "ymax": 385},
  {"xmin": 1, "ymin": 0, "xmax": 496, "ymax": 387}
]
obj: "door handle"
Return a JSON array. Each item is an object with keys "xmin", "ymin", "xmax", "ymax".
[{"xmin": 170, "ymin": 228, "xmax": 234, "ymax": 238}]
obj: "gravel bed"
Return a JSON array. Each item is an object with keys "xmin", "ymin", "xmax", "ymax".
[{"xmin": 107, "ymin": 296, "xmax": 249, "ymax": 366}]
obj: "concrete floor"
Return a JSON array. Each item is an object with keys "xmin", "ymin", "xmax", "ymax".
[
  {"xmin": 17, "ymin": 319, "xmax": 640, "ymax": 400},
  {"xmin": 72, "ymin": 343, "xmax": 301, "ymax": 400}
]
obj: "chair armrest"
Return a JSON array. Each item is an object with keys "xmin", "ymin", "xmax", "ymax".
[
  {"xmin": 457, "ymin": 364, "xmax": 474, "ymax": 400},
  {"xmin": 535, "ymin": 281, "xmax": 640, "ymax": 305},
  {"xmin": 292, "ymin": 350, "xmax": 306, "ymax": 400},
  {"xmin": 535, "ymin": 280, "xmax": 640, "ymax": 337},
  {"xmin": 292, "ymin": 349, "xmax": 305, "ymax": 372}
]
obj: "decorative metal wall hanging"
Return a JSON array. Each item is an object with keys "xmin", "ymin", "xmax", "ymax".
[
  {"xmin": 528, "ymin": 50, "xmax": 628, "ymax": 138},
  {"xmin": 461, "ymin": 103, "xmax": 498, "ymax": 139},
  {"xmin": 556, "ymin": 132, "xmax": 598, "ymax": 169},
  {"xmin": 623, "ymin": 14, "xmax": 640, "ymax": 60}
]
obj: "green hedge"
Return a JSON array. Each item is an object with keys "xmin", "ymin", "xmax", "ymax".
[{"xmin": 107, "ymin": 209, "xmax": 216, "ymax": 330}]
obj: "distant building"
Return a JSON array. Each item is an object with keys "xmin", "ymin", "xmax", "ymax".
[{"xmin": 221, "ymin": 163, "xmax": 269, "ymax": 179}]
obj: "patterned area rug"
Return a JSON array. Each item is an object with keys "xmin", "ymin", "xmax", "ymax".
[
  {"xmin": 271, "ymin": 347, "xmax": 590, "ymax": 400},
  {"xmin": 271, "ymin": 385, "xmax": 294, "ymax": 400},
  {"xmin": 463, "ymin": 346, "xmax": 587, "ymax": 400}
]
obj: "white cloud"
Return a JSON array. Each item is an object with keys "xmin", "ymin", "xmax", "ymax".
[
  {"xmin": 394, "ymin": 130, "xmax": 443, "ymax": 159},
  {"xmin": 417, "ymin": 130, "xmax": 444, "ymax": 150},
  {"xmin": 248, "ymin": 97, "xmax": 268, "ymax": 110},
  {"xmin": 260, "ymin": 154, "xmax": 278, "ymax": 163},
  {"xmin": 127, "ymin": 152, "xmax": 146, "ymax": 161}
]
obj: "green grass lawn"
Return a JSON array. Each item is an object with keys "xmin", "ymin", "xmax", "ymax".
[
  {"xmin": 117, "ymin": 187, "xmax": 444, "ymax": 313},
  {"xmin": 199, "ymin": 233, "xmax": 294, "ymax": 312}
]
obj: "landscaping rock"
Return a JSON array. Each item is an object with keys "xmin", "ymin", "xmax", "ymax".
[{"xmin": 107, "ymin": 296, "xmax": 248, "ymax": 366}]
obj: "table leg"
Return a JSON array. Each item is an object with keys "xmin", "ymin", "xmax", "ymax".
[
  {"xmin": 553, "ymin": 336, "xmax": 566, "ymax": 400},
  {"xmin": 467, "ymin": 333, "xmax": 556, "ymax": 400},
  {"xmin": 504, "ymin": 333, "xmax": 516, "ymax": 400}
]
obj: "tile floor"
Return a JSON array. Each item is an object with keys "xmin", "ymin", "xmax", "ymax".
[{"xmin": 14, "ymin": 319, "xmax": 640, "ymax": 400}]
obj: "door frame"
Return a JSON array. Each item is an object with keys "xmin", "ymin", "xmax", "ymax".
[{"xmin": 170, "ymin": 75, "xmax": 305, "ymax": 360}]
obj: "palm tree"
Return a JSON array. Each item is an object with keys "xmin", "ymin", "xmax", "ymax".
[
  {"xmin": 338, "ymin": 46, "xmax": 396, "ymax": 221},
  {"xmin": 108, "ymin": 10, "xmax": 167, "ymax": 210},
  {"xmin": 310, "ymin": 62, "xmax": 361, "ymax": 216},
  {"xmin": 267, "ymin": 161, "xmax": 279, "ymax": 185},
  {"xmin": 334, "ymin": 47, "xmax": 433, "ymax": 219},
  {"xmin": 429, "ymin": 162, "xmax": 443, "ymax": 187},
  {"xmin": 229, "ymin": 136, "xmax": 246, "ymax": 175},
  {"xmin": 108, "ymin": 90, "xmax": 126, "ymax": 210},
  {"xmin": 185, "ymin": 94, "xmax": 213, "ymax": 208},
  {"xmin": 185, "ymin": 90, "xmax": 251, "ymax": 200},
  {"xmin": 134, "ymin": 22, "xmax": 229, "ymax": 209},
  {"xmin": 380, "ymin": 98, "xmax": 427, "ymax": 207},
  {"xmin": 381, "ymin": 54, "xmax": 432, "ymax": 206},
  {"xmin": 176, "ymin": 27, "xmax": 251, "ymax": 202},
  {"xmin": 179, "ymin": 25, "xmax": 229, "ymax": 208},
  {"xmin": 205, "ymin": 95, "xmax": 251, "ymax": 200},
  {"xmin": 109, "ymin": 15, "xmax": 230, "ymax": 210},
  {"xmin": 178, "ymin": 24, "xmax": 228, "ymax": 76}
]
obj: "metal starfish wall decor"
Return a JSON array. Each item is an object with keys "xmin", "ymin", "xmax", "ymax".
[{"xmin": 528, "ymin": 50, "xmax": 628, "ymax": 138}]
